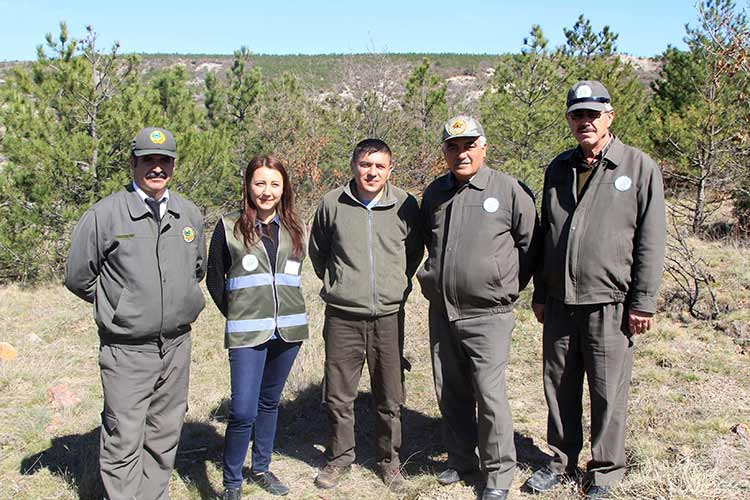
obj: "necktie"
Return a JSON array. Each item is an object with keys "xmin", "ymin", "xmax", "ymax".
[{"xmin": 145, "ymin": 198, "xmax": 162, "ymax": 225}]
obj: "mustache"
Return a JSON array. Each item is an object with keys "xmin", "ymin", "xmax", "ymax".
[{"xmin": 145, "ymin": 171, "xmax": 168, "ymax": 179}]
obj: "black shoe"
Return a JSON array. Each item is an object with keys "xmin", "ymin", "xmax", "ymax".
[
  {"xmin": 250, "ymin": 470, "xmax": 289, "ymax": 496},
  {"xmin": 482, "ymin": 488, "xmax": 509, "ymax": 500},
  {"xmin": 523, "ymin": 466, "xmax": 562, "ymax": 493},
  {"xmin": 437, "ymin": 468, "xmax": 462, "ymax": 486},
  {"xmin": 585, "ymin": 485, "xmax": 611, "ymax": 500},
  {"xmin": 222, "ymin": 487, "xmax": 241, "ymax": 500}
]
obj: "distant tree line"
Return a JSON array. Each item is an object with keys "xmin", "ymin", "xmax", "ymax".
[{"xmin": 1, "ymin": 0, "xmax": 749, "ymax": 306}]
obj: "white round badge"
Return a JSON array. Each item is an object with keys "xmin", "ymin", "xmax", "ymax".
[
  {"xmin": 242, "ymin": 255, "xmax": 259, "ymax": 272},
  {"xmin": 614, "ymin": 176, "xmax": 632, "ymax": 192},
  {"xmin": 483, "ymin": 197, "xmax": 500, "ymax": 213}
]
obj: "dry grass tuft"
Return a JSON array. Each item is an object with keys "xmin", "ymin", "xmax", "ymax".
[{"xmin": 2, "ymin": 235, "xmax": 750, "ymax": 499}]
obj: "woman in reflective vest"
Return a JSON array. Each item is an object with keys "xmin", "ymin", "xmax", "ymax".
[{"xmin": 207, "ymin": 155, "xmax": 308, "ymax": 499}]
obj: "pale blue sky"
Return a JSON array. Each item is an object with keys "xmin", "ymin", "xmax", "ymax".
[{"xmin": 0, "ymin": 0, "xmax": 701, "ymax": 61}]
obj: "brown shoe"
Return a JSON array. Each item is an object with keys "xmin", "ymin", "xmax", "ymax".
[
  {"xmin": 314, "ymin": 464, "xmax": 351, "ymax": 489},
  {"xmin": 379, "ymin": 466, "xmax": 407, "ymax": 493}
]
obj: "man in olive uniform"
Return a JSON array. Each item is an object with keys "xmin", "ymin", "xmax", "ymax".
[
  {"xmin": 418, "ymin": 116, "xmax": 539, "ymax": 500},
  {"xmin": 524, "ymin": 81, "xmax": 665, "ymax": 500},
  {"xmin": 65, "ymin": 127, "xmax": 206, "ymax": 500},
  {"xmin": 309, "ymin": 139, "xmax": 423, "ymax": 493}
]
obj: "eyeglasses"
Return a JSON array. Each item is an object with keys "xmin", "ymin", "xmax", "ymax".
[{"xmin": 567, "ymin": 110, "xmax": 610, "ymax": 121}]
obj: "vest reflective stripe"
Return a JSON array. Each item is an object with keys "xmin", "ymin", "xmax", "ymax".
[
  {"xmin": 226, "ymin": 273, "xmax": 274, "ymax": 291},
  {"xmin": 275, "ymin": 273, "xmax": 301, "ymax": 287},
  {"xmin": 277, "ymin": 312, "xmax": 308, "ymax": 328},
  {"xmin": 226, "ymin": 313, "xmax": 308, "ymax": 333},
  {"xmin": 221, "ymin": 210, "xmax": 308, "ymax": 348},
  {"xmin": 226, "ymin": 317, "xmax": 276, "ymax": 333},
  {"xmin": 226, "ymin": 273, "xmax": 300, "ymax": 291}
]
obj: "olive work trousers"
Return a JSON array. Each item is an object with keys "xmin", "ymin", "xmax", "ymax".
[
  {"xmin": 542, "ymin": 298, "xmax": 634, "ymax": 487},
  {"xmin": 322, "ymin": 307, "xmax": 404, "ymax": 471},
  {"xmin": 98, "ymin": 336, "xmax": 191, "ymax": 500},
  {"xmin": 428, "ymin": 305, "xmax": 517, "ymax": 490}
]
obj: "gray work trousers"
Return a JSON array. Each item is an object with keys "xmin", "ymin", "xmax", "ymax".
[
  {"xmin": 429, "ymin": 305, "xmax": 516, "ymax": 490},
  {"xmin": 322, "ymin": 307, "xmax": 404, "ymax": 471},
  {"xmin": 99, "ymin": 337, "xmax": 191, "ymax": 500},
  {"xmin": 542, "ymin": 298, "xmax": 634, "ymax": 487}
]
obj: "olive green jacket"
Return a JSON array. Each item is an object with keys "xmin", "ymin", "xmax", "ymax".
[
  {"xmin": 417, "ymin": 166, "xmax": 539, "ymax": 321},
  {"xmin": 532, "ymin": 136, "xmax": 666, "ymax": 313},
  {"xmin": 221, "ymin": 211, "xmax": 308, "ymax": 348},
  {"xmin": 308, "ymin": 180, "xmax": 423, "ymax": 317},
  {"xmin": 64, "ymin": 185, "xmax": 206, "ymax": 343}
]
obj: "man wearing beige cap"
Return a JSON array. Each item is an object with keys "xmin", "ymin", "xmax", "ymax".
[
  {"xmin": 65, "ymin": 127, "xmax": 206, "ymax": 500},
  {"xmin": 524, "ymin": 81, "xmax": 665, "ymax": 499},
  {"xmin": 418, "ymin": 116, "xmax": 539, "ymax": 500}
]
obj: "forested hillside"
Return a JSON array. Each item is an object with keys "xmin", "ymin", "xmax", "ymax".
[{"xmin": 0, "ymin": 1, "xmax": 748, "ymax": 323}]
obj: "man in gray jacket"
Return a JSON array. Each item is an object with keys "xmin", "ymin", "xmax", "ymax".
[
  {"xmin": 418, "ymin": 116, "xmax": 539, "ymax": 500},
  {"xmin": 524, "ymin": 81, "xmax": 665, "ymax": 500},
  {"xmin": 65, "ymin": 127, "xmax": 206, "ymax": 500},
  {"xmin": 309, "ymin": 138, "xmax": 423, "ymax": 493}
]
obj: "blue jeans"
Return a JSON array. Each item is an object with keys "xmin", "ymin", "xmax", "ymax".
[{"xmin": 222, "ymin": 339, "xmax": 301, "ymax": 488}]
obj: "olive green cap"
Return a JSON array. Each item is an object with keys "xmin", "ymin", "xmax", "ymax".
[{"xmin": 132, "ymin": 127, "xmax": 177, "ymax": 158}]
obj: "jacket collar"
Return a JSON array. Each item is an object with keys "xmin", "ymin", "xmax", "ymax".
[
  {"xmin": 126, "ymin": 183, "xmax": 183, "ymax": 220},
  {"xmin": 601, "ymin": 135, "xmax": 625, "ymax": 167},
  {"xmin": 343, "ymin": 179, "xmax": 397, "ymax": 208},
  {"xmin": 563, "ymin": 134, "xmax": 624, "ymax": 169},
  {"xmin": 438, "ymin": 165, "xmax": 490, "ymax": 191}
]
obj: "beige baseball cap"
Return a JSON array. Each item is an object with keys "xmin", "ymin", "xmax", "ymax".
[{"xmin": 441, "ymin": 115, "xmax": 485, "ymax": 142}]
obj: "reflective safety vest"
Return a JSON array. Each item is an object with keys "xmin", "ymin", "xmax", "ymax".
[{"xmin": 222, "ymin": 210, "xmax": 308, "ymax": 348}]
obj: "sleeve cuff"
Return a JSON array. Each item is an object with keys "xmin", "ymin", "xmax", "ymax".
[{"xmin": 629, "ymin": 293, "xmax": 658, "ymax": 314}]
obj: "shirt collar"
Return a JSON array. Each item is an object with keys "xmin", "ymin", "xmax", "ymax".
[
  {"xmin": 131, "ymin": 180, "xmax": 170, "ymax": 204},
  {"xmin": 573, "ymin": 134, "xmax": 612, "ymax": 162},
  {"xmin": 254, "ymin": 213, "xmax": 280, "ymax": 228}
]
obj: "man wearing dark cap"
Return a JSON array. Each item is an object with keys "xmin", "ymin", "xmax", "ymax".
[
  {"xmin": 65, "ymin": 127, "xmax": 206, "ymax": 500},
  {"xmin": 524, "ymin": 81, "xmax": 665, "ymax": 500},
  {"xmin": 418, "ymin": 116, "xmax": 539, "ymax": 500}
]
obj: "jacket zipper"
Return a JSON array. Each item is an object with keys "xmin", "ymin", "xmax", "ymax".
[
  {"xmin": 368, "ymin": 208, "xmax": 376, "ymax": 316},
  {"xmin": 569, "ymin": 161, "xmax": 607, "ymax": 298},
  {"xmin": 155, "ymin": 213, "xmax": 165, "ymax": 345}
]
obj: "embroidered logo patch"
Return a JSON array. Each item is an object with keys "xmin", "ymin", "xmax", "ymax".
[
  {"xmin": 182, "ymin": 227, "xmax": 195, "ymax": 243},
  {"xmin": 575, "ymin": 84, "xmax": 593, "ymax": 98},
  {"xmin": 149, "ymin": 130, "xmax": 166, "ymax": 144},
  {"xmin": 447, "ymin": 118, "xmax": 467, "ymax": 136}
]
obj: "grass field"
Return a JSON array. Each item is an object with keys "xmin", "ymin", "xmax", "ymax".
[{"xmin": 1, "ymin": 238, "xmax": 750, "ymax": 500}]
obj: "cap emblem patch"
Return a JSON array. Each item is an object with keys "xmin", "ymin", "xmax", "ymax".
[
  {"xmin": 448, "ymin": 119, "xmax": 467, "ymax": 136},
  {"xmin": 575, "ymin": 85, "xmax": 593, "ymax": 99},
  {"xmin": 150, "ymin": 130, "xmax": 166, "ymax": 144},
  {"xmin": 182, "ymin": 226, "xmax": 195, "ymax": 242}
]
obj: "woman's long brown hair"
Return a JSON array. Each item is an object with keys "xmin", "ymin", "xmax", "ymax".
[{"xmin": 233, "ymin": 155, "xmax": 305, "ymax": 257}]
